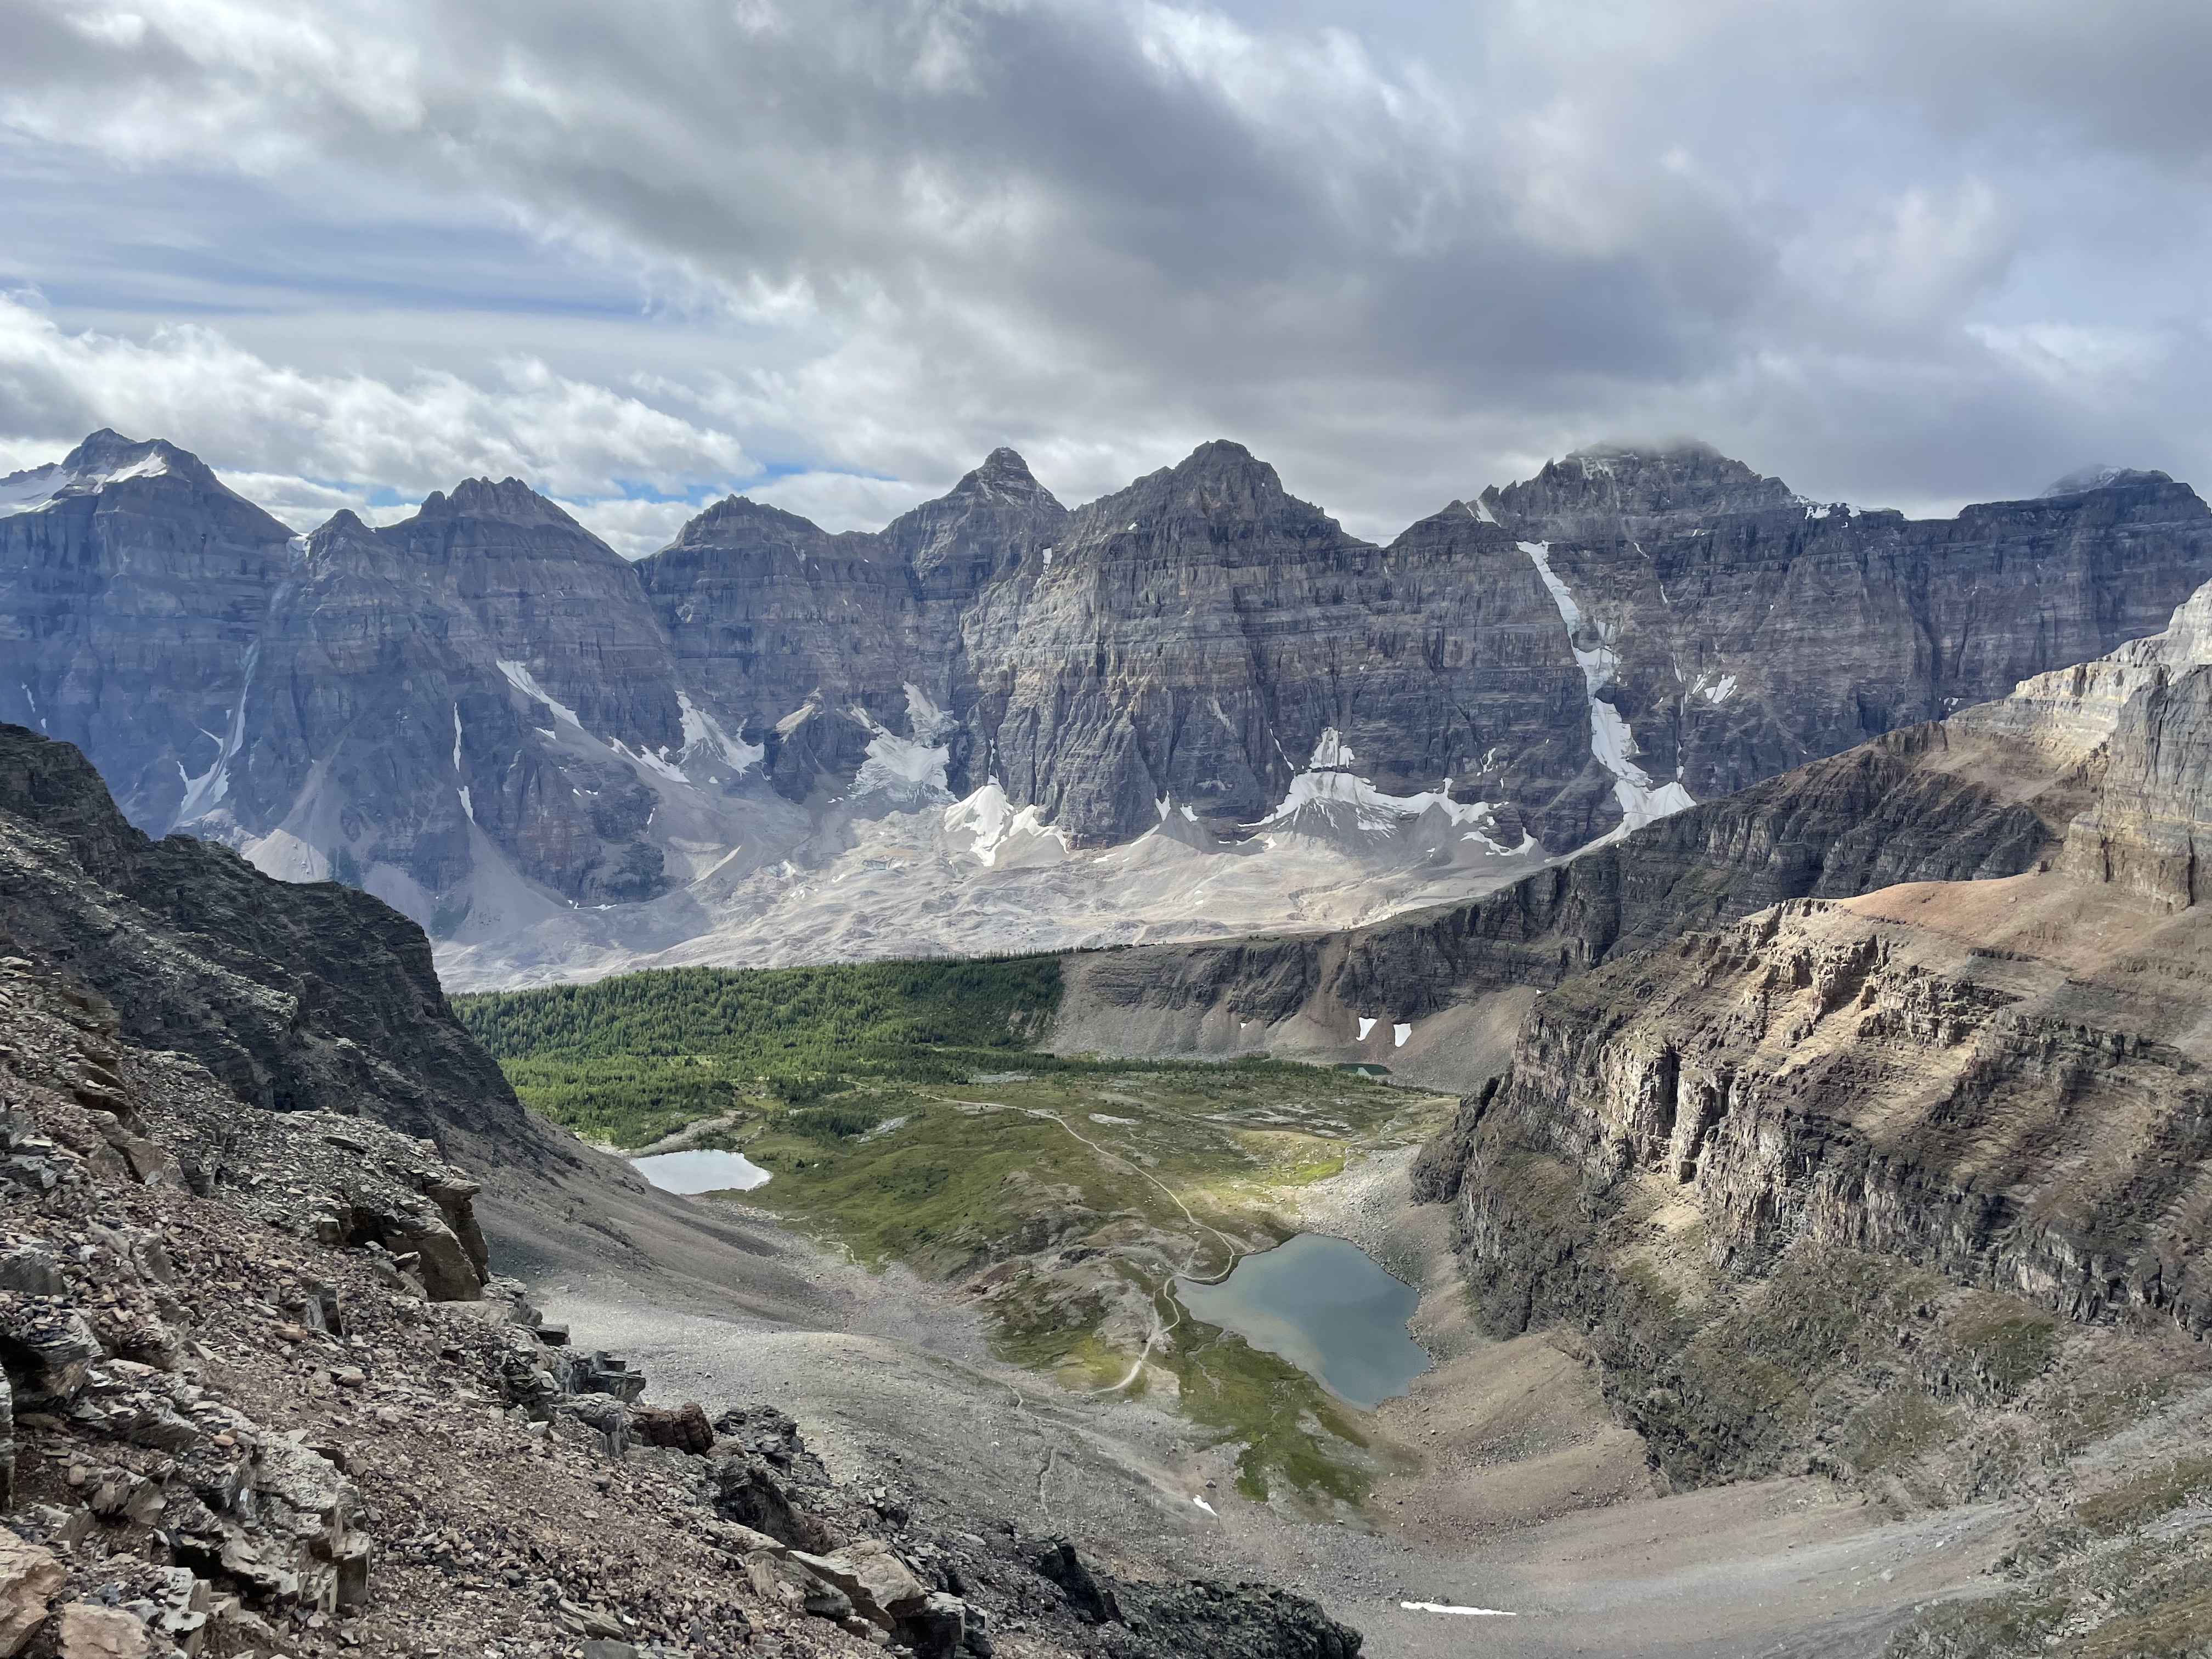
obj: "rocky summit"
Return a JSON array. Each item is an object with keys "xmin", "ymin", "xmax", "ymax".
[{"xmin": 4, "ymin": 435, "xmax": 2207, "ymax": 986}]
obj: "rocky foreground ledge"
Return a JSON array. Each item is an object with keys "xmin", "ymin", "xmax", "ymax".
[{"xmin": 0, "ymin": 955, "xmax": 1359, "ymax": 1659}]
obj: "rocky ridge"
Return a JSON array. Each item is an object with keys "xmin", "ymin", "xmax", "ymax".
[{"xmin": 6, "ymin": 433, "xmax": 2207, "ymax": 985}]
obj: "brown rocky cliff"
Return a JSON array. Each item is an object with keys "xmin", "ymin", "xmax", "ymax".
[
  {"xmin": 1479, "ymin": 893, "xmax": 2211, "ymax": 1339},
  {"xmin": 1056, "ymin": 715, "xmax": 2069, "ymax": 1056}
]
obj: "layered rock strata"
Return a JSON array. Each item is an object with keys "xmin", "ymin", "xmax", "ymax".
[{"xmin": 7, "ymin": 432, "xmax": 2207, "ymax": 975}]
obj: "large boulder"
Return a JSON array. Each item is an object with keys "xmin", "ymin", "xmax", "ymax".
[{"xmin": 0, "ymin": 1533, "xmax": 62, "ymax": 1656}]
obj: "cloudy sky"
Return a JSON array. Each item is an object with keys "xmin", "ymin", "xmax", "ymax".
[{"xmin": 1, "ymin": 0, "xmax": 2207, "ymax": 551}]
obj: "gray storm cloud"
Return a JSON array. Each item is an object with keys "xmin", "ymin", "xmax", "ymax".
[{"xmin": 0, "ymin": 0, "xmax": 2205, "ymax": 543}]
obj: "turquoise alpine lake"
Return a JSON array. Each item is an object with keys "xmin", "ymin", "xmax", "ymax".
[
  {"xmin": 1175, "ymin": 1232, "xmax": 1428, "ymax": 1409},
  {"xmin": 630, "ymin": 1148, "xmax": 772, "ymax": 1194}
]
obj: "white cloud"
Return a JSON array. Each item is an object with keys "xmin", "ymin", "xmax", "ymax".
[
  {"xmin": 1814, "ymin": 179, "xmax": 2017, "ymax": 331},
  {"xmin": 1967, "ymin": 321, "xmax": 2169, "ymax": 391},
  {"xmin": 0, "ymin": 291, "xmax": 757, "ymax": 501},
  {"xmin": 0, "ymin": 0, "xmax": 2203, "ymax": 531}
]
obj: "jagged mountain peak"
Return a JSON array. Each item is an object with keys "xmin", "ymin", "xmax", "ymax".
[
  {"xmin": 881, "ymin": 448, "xmax": 1069, "ymax": 588},
  {"xmin": 966, "ymin": 445, "xmax": 1047, "ymax": 496},
  {"xmin": 413, "ymin": 476, "xmax": 585, "ymax": 530},
  {"xmin": 1093, "ymin": 438, "xmax": 1336, "ymax": 535},
  {"xmin": 301, "ymin": 507, "xmax": 383, "ymax": 565},
  {"xmin": 3, "ymin": 430, "xmax": 285, "ymax": 536},
  {"xmin": 1173, "ymin": 437, "xmax": 1272, "ymax": 482},
  {"xmin": 58, "ymin": 427, "xmax": 213, "ymax": 486},
  {"xmin": 676, "ymin": 493, "xmax": 828, "ymax": 541},
  {"xmin": 1487, "ymin": 440, "xmax": 1799, "ymax": 524}
]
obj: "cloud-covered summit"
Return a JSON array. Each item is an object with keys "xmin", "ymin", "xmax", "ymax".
[{"xmin": 0, "ymin": 0, "xmax": 2204, "ymax": 547}]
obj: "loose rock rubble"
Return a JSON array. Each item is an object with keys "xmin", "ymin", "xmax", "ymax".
[{"xmin": 0, "ymin": 954, "xmax": 1360, "ymax": 1659}]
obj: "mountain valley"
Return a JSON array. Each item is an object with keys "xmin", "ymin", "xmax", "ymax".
[{"xmin": 5, "ymin": 429, "xmax": 2212, "ymax": 1659}]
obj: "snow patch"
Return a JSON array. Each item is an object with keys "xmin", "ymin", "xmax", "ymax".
[
  {"xmin": 1249, "ymin": 729, "xmax": 1508, "ymax": 844},
  {"xmin": 946, "ymin": 782, "xmax": 1068, "ymax": 867},
  {"xmin": 0, "ymin": 463, "xmax": 64, "ymax": 517},
  {"xmin": 1694, "ymin": 672, "xmax": 1738, "ymax": 704},
  {"xmin": 0, "ymin": 451, "xmax": 171, "ymax": 517},
  {"xmin": 1400, "ymin": 1602, "xmax": 1515, "ymax": 1617},
  {"xmin": 496, "ymin": 660, "xmax": 583, "ymax": 728},
  {"xmin": 1357, "ymin": 1017, "xmax": 1378, "ymax": 1040},
  {"xmin": 1193, "ymin": 1496, "xmax": 1216, "ymax": 1516},
  {"xmin": 902, "ymin": 682, "xmax": 960, "ymax": 744},
  {"xmin": 1520, "ymin": 542, "xmax": 1695, "ymax": 840},
  {"xmin": 677, "ymin": 691, "xmax": 764, "ymax": 774},
  {"xmin": 1308, "ymin": 729, "xmax": 1356, "ymax": 770},
  {"xmin": 454, "ymin": 704, "xmax": 477, "ymax": 824},
  {"xmin": 1393, "ymin": 1022, "xmax": 1412, "ymax": 1048},
  {"xmin": 626, "ymin": 745, "xmax": 689, "ymax": 782},
  {"xmin": 850, "ymin": 727, "xmax": 950, "ymax": 803},
  {"xmin": 175, "ymin": 641, "xmax": 259, "ymax": 825}
]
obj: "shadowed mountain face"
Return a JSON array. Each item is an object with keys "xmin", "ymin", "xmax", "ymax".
[
  {"xmin": 0, "ymin": 720, "xmax": 540, "ymax": 1164},
  {"xmin": 0, "ymin": 431, "xmax": 298, "ymax": 834},
  {"xmin": 3, "ymin": 431, "xmax": 2209, "ymax": 972}
]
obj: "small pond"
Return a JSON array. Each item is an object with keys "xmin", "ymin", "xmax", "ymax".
[
  {"xmin": 630, "ymin": 1148, "xmax": 772, "ymax": 1195},
  {"xmin": 1175, "ymin": 1233, "xmax": 1428, "ymax": 1409}
]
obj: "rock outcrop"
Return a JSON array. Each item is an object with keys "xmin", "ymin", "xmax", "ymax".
[{"xmin": 0, "ymin": 723, "xmax": 545, "ymax": 1166}]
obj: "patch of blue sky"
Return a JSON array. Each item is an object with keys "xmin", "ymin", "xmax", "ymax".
[{"xmin": 0, "ymin": 136, "xmax": 659, "ymax": 324}]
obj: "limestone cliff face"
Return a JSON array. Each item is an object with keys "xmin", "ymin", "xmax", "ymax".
[
  {"xmin": 636, "ymin": 497, "xmax": 912, "ymax": 802},
  {"xmin": 9, "ymin": 428, "xmax": 2212, "ymax": 959},
  {"xmin": 1481, "ymin": 447, "xmax": 2212, "ymax": 842},
  {"xmin": 1060, "ymin": 546, "xmax": 2212, "ymax": 1058},
  {"xmin": 1477, "ymin": 897, "xmax": 2210, "ymax": 1336},
  {"xmin": 958, "ymin": 442, "xmax": 1592, "ymax": 846},
  {"xmin": 634, "ymin": 449, "xmax": 1069, "ymax": 804},
  {"xmin": 0, "ymin": 431, "xmax": 297, "ymax": 834},
  {"xmin": 378, "ymin": 478, "xmax": 686, "ymax": 755},
  {"xmin": 206, "ymin": 491, "xmax": 725, "ymax": 915}
]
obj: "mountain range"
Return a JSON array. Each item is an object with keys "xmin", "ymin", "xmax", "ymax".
[{"xmin": 5, "ymin": 427, "xmax": 2208, "ymax": 988}]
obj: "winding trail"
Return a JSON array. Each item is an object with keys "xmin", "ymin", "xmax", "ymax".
[
  {"xmin": 1019, "ymin": 1107, "xmax": 1242, "ymax": 1277},
  {"xmin": 1018, "ymin": 1106, "xmax": 1244, "ymax": 1397}
]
